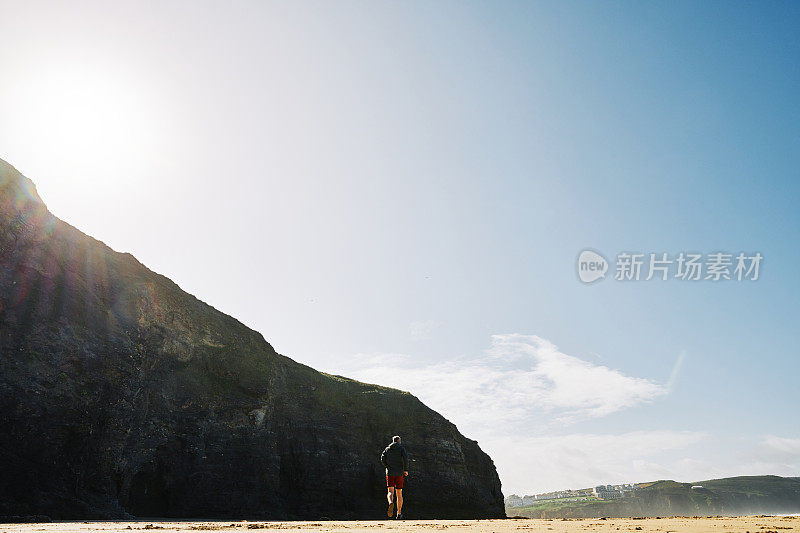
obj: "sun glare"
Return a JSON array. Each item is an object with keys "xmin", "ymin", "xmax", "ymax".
[{"xmin": 9, "ymin": 60, "xmax": 158, "ymax": 185}]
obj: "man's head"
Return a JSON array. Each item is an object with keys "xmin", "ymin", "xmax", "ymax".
[{"xmin": 392, "ymin": 435, "xmax": 401, "ymax": 444}]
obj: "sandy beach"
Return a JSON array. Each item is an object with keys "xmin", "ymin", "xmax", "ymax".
[{"xmin": 1, "ymin": 517, "xmax": 798, "ymax": 533}]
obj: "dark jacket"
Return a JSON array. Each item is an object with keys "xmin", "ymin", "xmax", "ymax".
[{"xmin": 381, "ymin": 442, "xmax": 409, "ymax": 477}]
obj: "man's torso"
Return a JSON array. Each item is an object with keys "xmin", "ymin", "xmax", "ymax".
[{"xmin": 383, "ymin": 443, "xmax": 406, "ymax": 476}]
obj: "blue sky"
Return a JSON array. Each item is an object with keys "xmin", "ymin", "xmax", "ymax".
[{"xmin": 1, "ymin": 1, "xmax": 798, "ymax": 494}]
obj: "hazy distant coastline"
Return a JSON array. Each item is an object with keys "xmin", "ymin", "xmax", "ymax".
[{"xmin": 506, "ymin": 476, "xmax": 800, "ymax": 518}]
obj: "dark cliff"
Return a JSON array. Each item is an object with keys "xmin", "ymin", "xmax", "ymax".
[{"xmin": 0, "ymin": 159, "xmax": 504, "ymax": 520}]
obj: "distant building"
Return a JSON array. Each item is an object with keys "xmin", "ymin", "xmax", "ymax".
[
  {"xmin": 508, "ymin": 483, "xmax": 637, "ymax": 505},
  {"xmin": 593, "ymin": 483, "xmax": 636, "ymax": 499},
  {"xmin": 505, "ymin": 495, "xmax": 523, "ymax": 507}
]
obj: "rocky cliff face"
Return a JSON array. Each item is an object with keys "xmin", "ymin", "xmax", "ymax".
[{"xmin": 0, "ymin": 159, "xmax": 504, "ymax": 520}]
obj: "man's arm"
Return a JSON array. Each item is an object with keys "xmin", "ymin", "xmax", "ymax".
[
  {"xmin": 402, "ymin": 447, "xmax": 409, "ymax": 474},
  {"xmin": 381, "ymin": 449, "xmax": 387, "ymax": 468}
]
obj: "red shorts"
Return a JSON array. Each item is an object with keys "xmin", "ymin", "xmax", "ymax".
[{"xmin": 386, "ymin": 474, "xmax": 404, "ymax": 489}]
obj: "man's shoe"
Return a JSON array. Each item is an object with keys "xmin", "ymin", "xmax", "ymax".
[
  {"xmin": 396, "ymin": 513, "xmax": 404, "ymax": 520},
  {"xmin": 387, "ymin": 501, "xmax": 394, "ymax": 518}
]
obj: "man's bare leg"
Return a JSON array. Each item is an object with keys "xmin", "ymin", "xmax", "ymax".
[
  {"xmin": 396, "ymin": 489, "xmax": 403, "ymax": 517},
  {"xmin": 387, "ymin": 486, "xmax": 395, "ymax": 517}
]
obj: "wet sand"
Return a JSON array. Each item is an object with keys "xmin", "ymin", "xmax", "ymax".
[{"xmin": 1, "ymin": 516, "xmax": 798, "ymax": 533}]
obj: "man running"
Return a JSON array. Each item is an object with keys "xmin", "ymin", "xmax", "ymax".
[{"xmin": 380, "ymin": 435, "xmax": 409, "ymax": 519}]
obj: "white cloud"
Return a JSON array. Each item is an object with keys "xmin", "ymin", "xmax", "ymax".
[
  {"xmin": 740, "ymin": 435, "xmax": 800, "ymax": 474},
  {"xmin": 484, "ymin": 431, "xmax": 709, "ymax": 495},
  {"xmin": 335, "ymin": 333, "xmax": 686, "ymax": 494},
  {"xmin": 490, "ymin": 433, "xmax": 800, "ymax": 495},
  {"xmin": 666, "ymin": 350, "xmax": 687, "ymax": 391},
  {"xmin": 343, "ymin": 334, "xmax": 668, "ymax": 432},
  {"xmin": 762, "ymin": 435, "xmax": 800, "ymax": 456},
  {"xmin": 489, "ymin": 334, "xmax": 667, "ymax": 420},
  {"xmin": 334, "ymin": 334, "xmax": 800, "ymax": 495}
]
